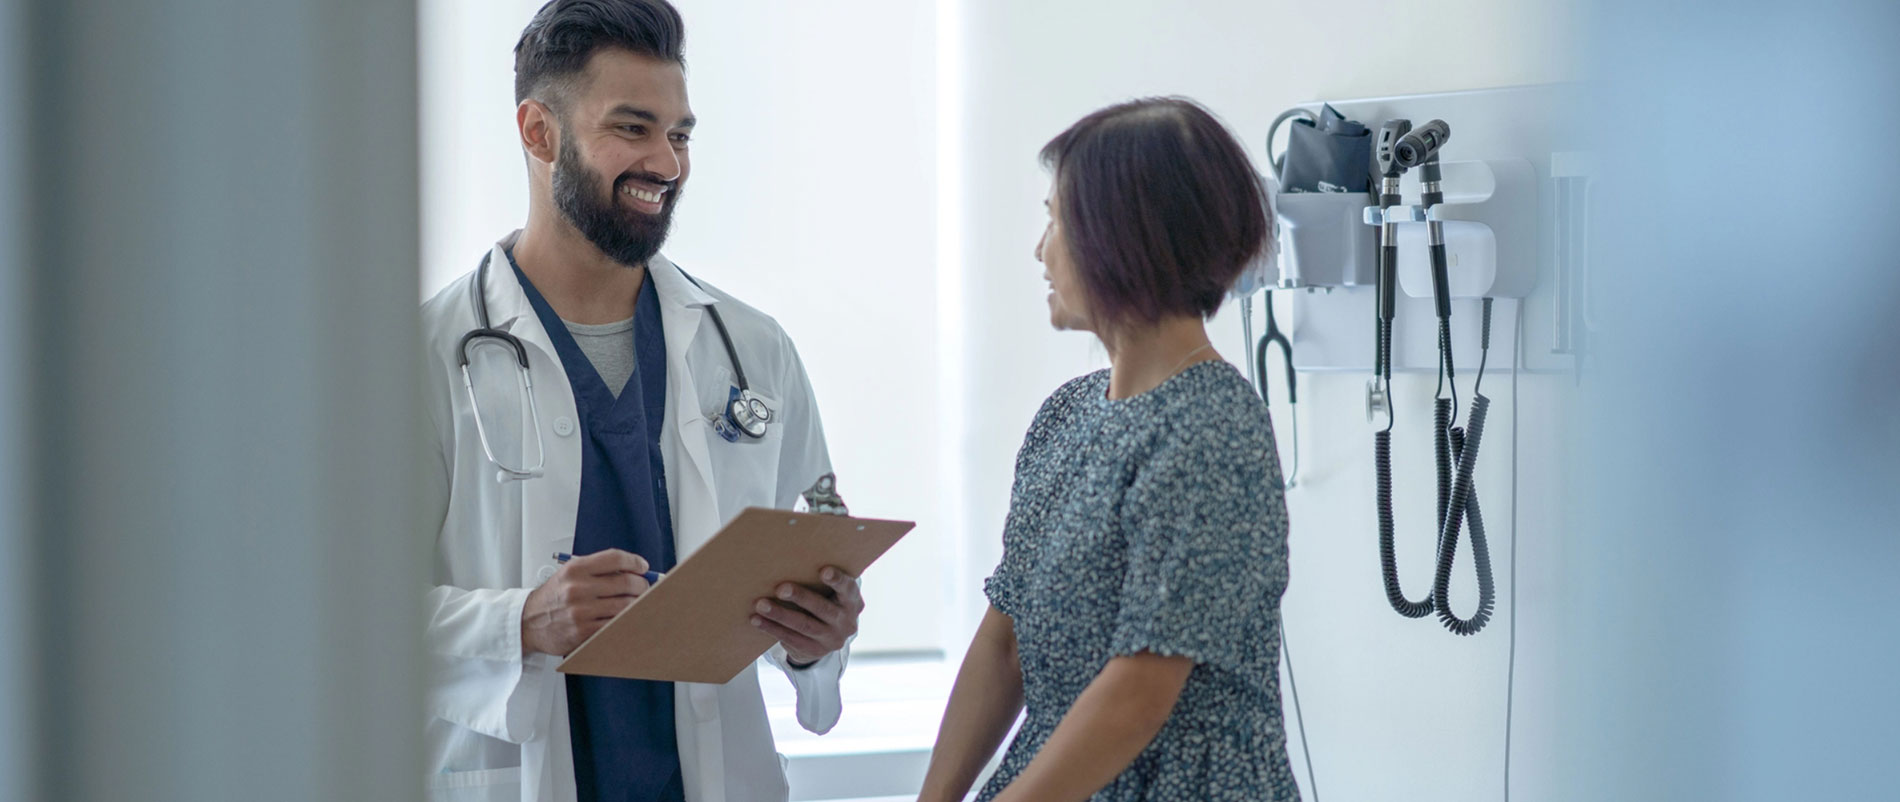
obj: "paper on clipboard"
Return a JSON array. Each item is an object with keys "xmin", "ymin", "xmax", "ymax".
[{"xmin": 557, "ymin": 507, "xmax": 914, "ymax": 684}]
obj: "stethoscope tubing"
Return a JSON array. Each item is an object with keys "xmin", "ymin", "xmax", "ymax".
[
  {"xmin": 461, "ymin": 252, "xmax": 770, "ymax": 483},
  {"xmin": 464, "ymin": 253, "xmax": 549, "ymax": 481}
]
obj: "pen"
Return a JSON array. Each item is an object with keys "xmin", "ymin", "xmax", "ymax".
[{"xmin": 554, "ymin": 552, "xmax": 662, "ymax": 585}]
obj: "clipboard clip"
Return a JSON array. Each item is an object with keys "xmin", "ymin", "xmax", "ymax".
[{"xmin": 799, "ymin": 473, "xmax": 849, "ymax": 517}]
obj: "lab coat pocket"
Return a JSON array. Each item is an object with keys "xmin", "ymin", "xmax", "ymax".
[
  {"xmin": 723, "ymin": 388, "xmax": 783, "ymax": 450},
  {"xmin": 425, "ymin": 766, "xmax": 520, "ymax": 802},
  {"xmin": 699, "ymin": 381, "xmax": 785, "ymax": 510},
  {"xmin": 694, "ymin": 368, "xmax": 782, "ymax": 446}
]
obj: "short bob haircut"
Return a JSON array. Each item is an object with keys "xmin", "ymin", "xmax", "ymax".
[
  {"xmin": 1040, "ymin": 97, "xmax": 1270, "ymax": 329},
  {"xmin": 514, "ymin": 0, "xmax": 686, "ymax": 108}
]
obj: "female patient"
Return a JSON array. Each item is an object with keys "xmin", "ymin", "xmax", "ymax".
[{"xmin": 919, "ymin": 97, "xmax": 1297, "ymax": 802}]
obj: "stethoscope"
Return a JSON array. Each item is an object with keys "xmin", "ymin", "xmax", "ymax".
[{"xmin": 459, "ymin": 252, "xmax": 774, "ymax": 483}]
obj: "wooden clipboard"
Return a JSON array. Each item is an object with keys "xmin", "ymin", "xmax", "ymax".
[{"xmin": 557, "ymin": 507, "xmax": 914, "ymax": 684}]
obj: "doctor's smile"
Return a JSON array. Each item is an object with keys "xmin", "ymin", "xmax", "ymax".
[{"xmin": 619, "ymin": 179, "xmax": 669, "ymax": 213}]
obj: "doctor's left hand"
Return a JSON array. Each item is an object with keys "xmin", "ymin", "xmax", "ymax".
[{"xmin": 751, "ymin": 566, "xmax": 863, "ymax": 667}]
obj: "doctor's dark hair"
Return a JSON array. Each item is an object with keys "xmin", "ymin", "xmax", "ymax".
[
  {"xmin": 514, "ymin": 0, "xmax": 686, "ymax": 108},
  {"xmin": 1040, "ymin": 97, "xmax": 1270, "ymax": 328}
]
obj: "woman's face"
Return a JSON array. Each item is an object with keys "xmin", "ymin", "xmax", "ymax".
[{"xmin": 1036, "ymin": 183, "xmax": 1094, "ymax": 333}]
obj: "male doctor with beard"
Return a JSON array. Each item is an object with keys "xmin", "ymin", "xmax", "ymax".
[{"xmin": 417, "ymin": 2, "xmax": 862, "ymax": 800}]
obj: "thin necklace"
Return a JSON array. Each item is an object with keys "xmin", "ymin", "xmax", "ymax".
[{"xmin": 1166, "ymin": 343, "xmax": 1214, "ymax": 376}]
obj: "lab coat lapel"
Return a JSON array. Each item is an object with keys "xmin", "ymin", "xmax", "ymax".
[{"xmin": 648, "ymin": 254, "xmax": 724, "ymax": 561}]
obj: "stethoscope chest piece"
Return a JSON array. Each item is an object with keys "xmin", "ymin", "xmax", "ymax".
[{"xmin": 713, "ymin": 386, "xmax": 774, "ymax": 442}]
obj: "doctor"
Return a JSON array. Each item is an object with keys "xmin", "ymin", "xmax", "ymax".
[{"xmin": 418, "ymin": 1, "xmax": 862, "ymax": 800}]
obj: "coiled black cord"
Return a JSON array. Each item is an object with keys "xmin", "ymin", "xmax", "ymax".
[
  {"xmin": 1380, "ymin": 300, "xmax": 1499, "ymax": 634},
  {"xmin": 1375, "ymin": 429, "xmax": 1435, "ymax": 618},
  {"xmin": 1430, "ymin": 298, "xmax": 1498, "ymax": 635},
  {"xmin": 1433, "ymin": 401, "xmax": 1496, "ymax": 635},
  {"xmin": 1374, "ymin": 314, "xmax": 1451, "ymax": 618}
]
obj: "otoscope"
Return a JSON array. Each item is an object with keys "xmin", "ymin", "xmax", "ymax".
[
  {"xmin": 1402, "ymin": 119, "xmax": 1496, "ymax": 635},
  {"xmin": 1370, "ymin": 119, "xmax": 1411, "ymax": 412},
  {"xmin": 1370, "ymin": 119, "xmax": 1434, "ymax": 619},
  {"xmin": 1370, "ymin": 118, "xmax": 1496, "ymax": 635},
  {"xmin": 1395, "ymin": 119, "xmax": 1459, "ymax": 421}
]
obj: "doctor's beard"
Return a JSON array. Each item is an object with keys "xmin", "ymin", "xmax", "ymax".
[{"xmin": 551, "ymin": 134, "xmax": 680, "ymax": 270}]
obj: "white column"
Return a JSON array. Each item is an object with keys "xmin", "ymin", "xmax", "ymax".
[
  {"xmin": 4, "ymin": 1, "xmax": 424, "ymax": 799},
  {"xmin": 0, "ymin": 0, "xmax": 37, "ymax": 798}
]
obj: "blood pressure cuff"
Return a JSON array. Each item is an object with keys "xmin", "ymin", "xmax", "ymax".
[{"xmin": 1280, "ymin": 103, "xmax": 1372, "ymax": 194}]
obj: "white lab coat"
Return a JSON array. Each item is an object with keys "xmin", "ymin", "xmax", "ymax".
[{"xmin": 418, "ymin": 234, "xmax": 846, "ymax": 802}]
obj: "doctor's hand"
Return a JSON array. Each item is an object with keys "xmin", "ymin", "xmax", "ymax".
[
  {"xmin": 751, "ymin": 566, "xmax": 863, "ymax": 668},
  {"xmin": 520, "ymin": 549, "xmax": 653, "ymax": 657}
]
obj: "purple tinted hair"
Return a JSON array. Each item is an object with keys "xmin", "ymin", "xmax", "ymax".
[{"xmin": 1040, "ymin": 97, "xmax": 1270, "ymax": 328}]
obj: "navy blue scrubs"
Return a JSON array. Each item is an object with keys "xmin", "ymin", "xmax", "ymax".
[{"xmin": 508, "ymin": 252, "xmax": 686, "ymax": 802}]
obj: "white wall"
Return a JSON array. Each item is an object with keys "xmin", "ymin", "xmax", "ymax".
[
  {"xmin": 665, "ymin": 0, "xmax": 945, "ymax": 655},
  {"xmin": 949, "ymin": 1, "xmax": 1577, "ymax": 799},
  {"xmin": 418, "ymin": 0, "xmax": 543, "ymax": 294}
]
